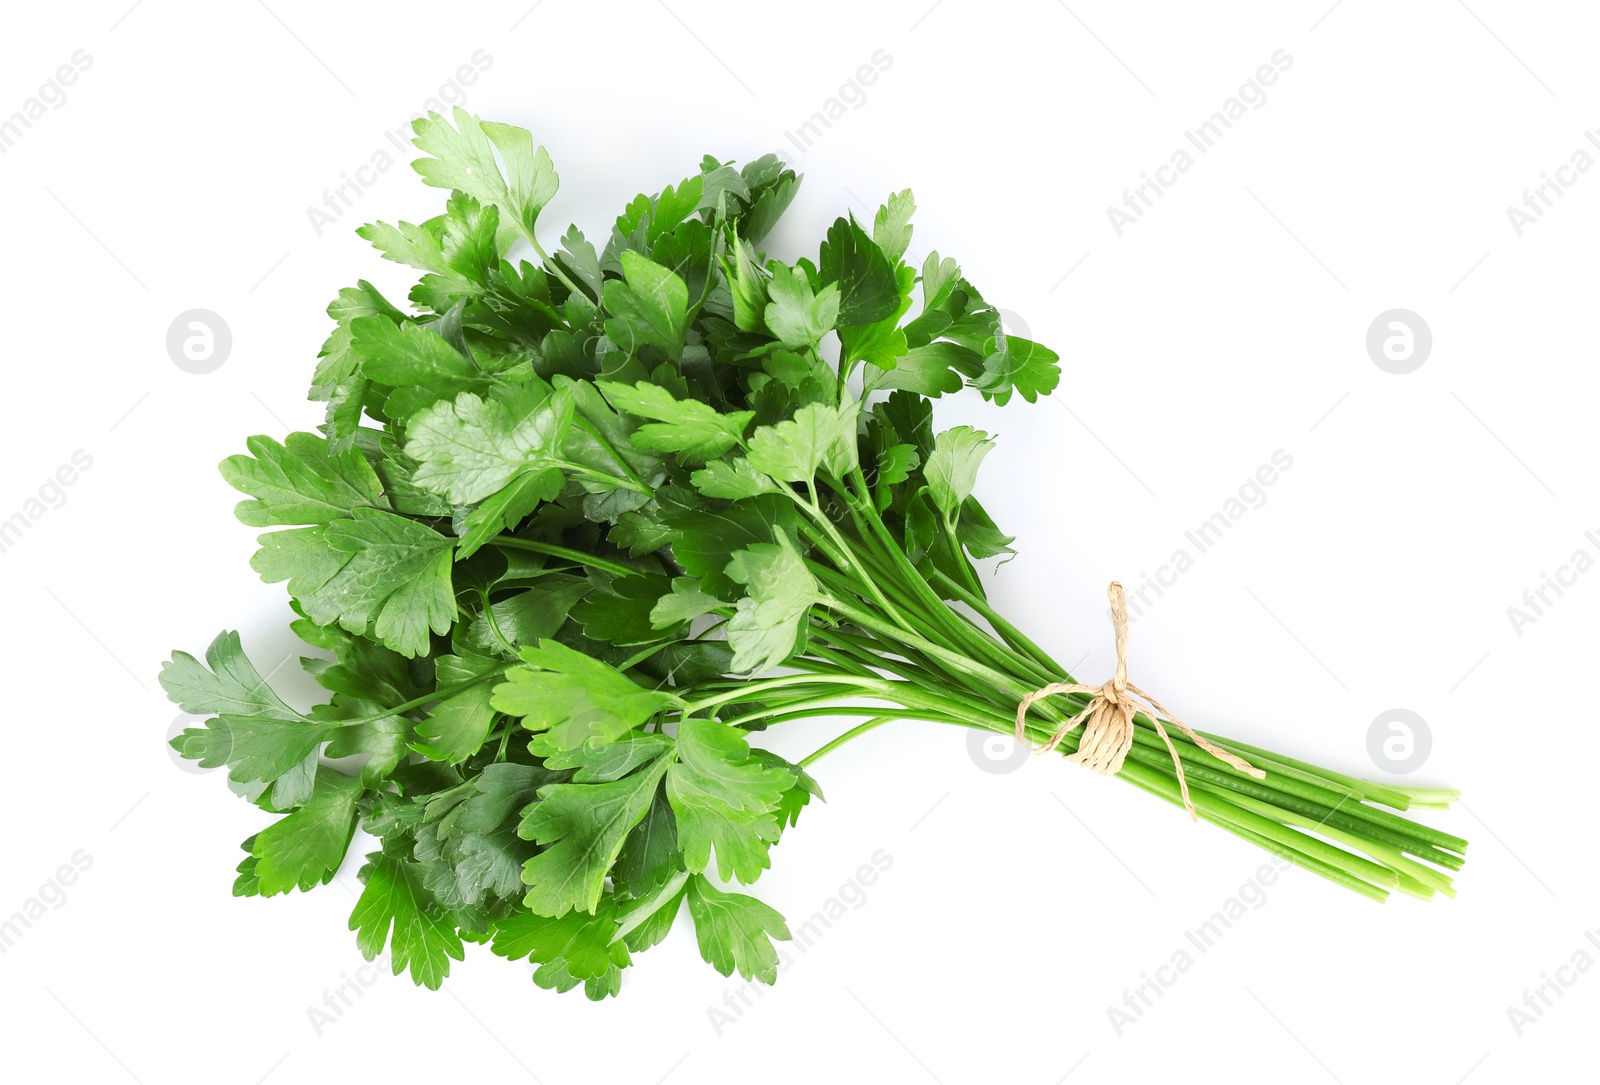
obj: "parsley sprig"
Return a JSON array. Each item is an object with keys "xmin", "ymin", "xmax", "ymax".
[{"xmin": 165, "ymin": 109, "xmax": 1465, "ymax": 997}]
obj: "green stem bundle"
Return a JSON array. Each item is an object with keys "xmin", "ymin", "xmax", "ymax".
[{"xmin": 716, "ymin": 468, "xmax": 1465, "ymax": 904}]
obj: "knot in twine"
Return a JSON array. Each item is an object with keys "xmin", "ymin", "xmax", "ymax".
[{"xmin": 1014, "ymin": 582, "xmax": 1264, "ymax": 820}]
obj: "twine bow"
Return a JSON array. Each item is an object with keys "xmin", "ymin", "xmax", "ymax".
[{"xmin": 1014, "ymin": 582, "xmax": 1264, "ymax": 819}]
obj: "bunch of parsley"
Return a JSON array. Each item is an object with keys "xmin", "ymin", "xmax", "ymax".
[{"xmin": 164, "ymin": 109, "xmax": 1466, "ymax": 998}]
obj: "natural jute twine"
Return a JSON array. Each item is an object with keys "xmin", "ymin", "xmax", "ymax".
[{"xmin": 1014, "ymin": 582, "xmax": 1265, "ymax": 820}]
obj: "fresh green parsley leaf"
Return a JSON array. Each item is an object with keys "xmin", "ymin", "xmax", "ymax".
[
  {"xmin": 251, "ymin": 508, "xmax": 457, "ymax": 658},
  {"xmin": 957, "ymin": 494, "xmax": 1016, "ymax": 559},
  {"xmin": 350, "ymin": 316, "xmax": 479, "ymax": 398},
  {"xmin": 161, "ymin": 630, "xmax": 300, "ymax": 722},
  {"xmin": 609, "ymin": 506, "xmax": 674, "ymax": 556},
  {"xmin": 349, "ymin": 852, "xmax": 466, "ymax": 990},
  {"xmin": 756, "ymin": 749, "xmax": 825, "ymax": 832},
  {"xmin": 818, "ymin": 215, "xmax": 899, "ymax": 326},
  {"xmin": 555, "ymin": 225, "xmax": 603, "ymax": 300},
  {"xmin": 670, "ymin": 718, "xmax": 793, "ymax": 814},
  {"xmin": 556, "ymin": 376, "xmax": 667, "ymax": 489},
  {"xmin": 724, "ymin": 531, "xmax": 820, "ymax": 674},
  {"xmin": 461, "ymin": 576, "xmax": 593, "ymax": 658},
  {"xmin": 162, "ymin": 632, "xmax": 339, "ymax": 787},
  {"xmin": 603, "ymin": 251, "xmax": 689, "ymax": 362},
  {"xmin": 615, "ymin": 872, "xmax": 687, "ymax": 952},
  {"xmin": 410, "ymin": 651, "xmax": 501, "ymax": 764},
  {"xmin": 435, "ymin": 192, "xmax": 505, "ymax": 286},
  {"xmin": 535, "ymin": 732, "xmax": 677, "ymax": 782},
  {"xmin": 873, "ymin": 342, "xmax": 976, "ymax": 397},
  {"xmin": 411, "ymin": 107, "xmax": 559, "ymax": 242},
  {"xmin": 518, "ymin": 753, "xmax": 671, "ymax": 916},
  {"xmin": 452, "ymin": 828, "xmax": 530, "ymax": 905},
  {"xmin": 763, "ymin": 265, "xmax": 841, "ymax": 348},
  {"xmin": 470, "ymin": 762, "xmax": 560, "ymax": 820},
  {"xmin": 689, "ymin": 457, "xmax": 780, "ymax": 500},
  {"xmin": 405, "ymin": 384, "xmax": 575, "ymax": 505},
  {"xmin": 571, "ymin": 572, "xmax": 677, "ymax": 645},
  {"xmin": 491, "ymin": 640, "xmax": 678, "ymax": 749},
  {"xmin": 489, "ymin": 896, "xmax": 630, "ymax": 1000},
  {"xmin": 649, "ymin": 577, "xmax": 724, "ymax": 629},
  {"xmin": 721, "ymin": 234, "xmax": 768, "ymax": 334},
  {"xmin": 319, "ymin": 698, "xmax": 410, "ymax": 786},
  {"xmin": 667, "ymin": 718, "xmax": 793, "ymax": 882},
  {"xmin": 924, "ymin": 425, "xmax": 995, "ymax": 519},
  {"xmin": 972, "ymin": 334, "xmax": 1062, "ymax": 405},
  {"xmin": 171, "ymin": 714, "xmax": 333, "ymax": 789},
  {"xmin": 356, "ymin": 217, "xmax": 448, "ymax": 274},
  {"xmin": 312, "ymin": 281, "xmax": 406, "ymax": 398},
  {"xmin": 872, "ymin": 189, "xmax": 916, "ymax": 265},
  {"xmin": 875, "ymin": 443, "xmax": 920, "ymax": 489},
  {"xmin": 658, "ymin": 491, "xmax": 798, "ymax": 600},
  {"xmin": 221, "ymin": 433, "xmax": 390, "ymax": 527},
  {"xmin": 598, "ymin": 380, "xmax": 754, "ymax": 463},
  {"xmin": 251, "ymin": 768, "xmax": 363, "ymax": 896},
  {"xmin": 745, "ymin": 401, "xmax": 861, "ymax": 484},
  {"xmin": 613, "ymin": 786, "xmax": 682, "ymax": 897},
  {"xmin": 295, "ymin": 617, "xmax": 422, "ymax": 705},
  {"xmin": 686, "ymin": 876, "xmax": 791, "ymax": 984}
]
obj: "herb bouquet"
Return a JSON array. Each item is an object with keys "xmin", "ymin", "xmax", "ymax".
[{"xmin": 164, "ymin": 110, "xmax": 1466, "ymax": 998}]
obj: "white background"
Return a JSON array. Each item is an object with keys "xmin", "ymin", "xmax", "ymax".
[{"xmin": 0, "ymin": 1, "xmax": 1593, "ymax": 1081}]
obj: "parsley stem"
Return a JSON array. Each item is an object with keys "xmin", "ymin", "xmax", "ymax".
[
  {"xmin": 617, "ymin": 641, "xmax": 674, "ymax": 672},
  {"xmin": 792, "ymin": 646, "xmax": 877, "ymax": 679},
  {"xmin": 480, "ymin": 587, "xmax": 519, "ymax": 657},
  {"xmin": 564, "ymin": 463, "xmax": 653, "ymax": 495},
  {"xmin": 337, "ymin": 665, "xmax": 514, "ymax": 725},
  {"xmin": 927, "ymin": 568, "xmax": 1062, "ymax": 678},
  {"xmin": 735, "ymin": 706, "xmax": 958, "ymax": 731},
  {"xmin": 795, "ymin": 485, "xmax": 916, "ymax": 636},
  {"xmin": 678, "ymin": 674, "xmax": 890, "ymax": 716},
  {"xmin": 488, "ymin": 537, "xmax": 637, "ymax": 577},
  {"xmin": 514, "ymin": 221, "xmax": 590, "ymax": 303},
  {"xmin": 563, "ymin": 416, "xmax": 654, "ymax": 493},
  {"xmin": 684, "ymin": 214, "xmax": 727, "ymax": 323},
  {"xmin": 829, "ymin": 606, "xmax": 1016, "ymax": 709},
  {"xmin": 799, "ymin": 717, "xmax": 894, "ymax": 767},
  {"xmin": 802, "ymin": 629, "xmax": 943, "ymax": 687},
  {"xmin": 836, "ymin": 470, "xmax": 978, "ymax": 647},
  {"xmin": 940, "ymin": 513, "xmax": 984, "ymax": 596},
  {"xmin": 876, "ymin": 556, "xmax": 1057, "ymax": 691},
  {"xmin": 822, "ymin": 597, "xmax": 1031, "ymax": 700},
  {"xmin": 1192, "ymin": 732, "xmax": 1416, "ymax": 812},
  {"xmin": 835, "ymin": 468, "xmax": 1055, "ymax": 688},
  {"xmin": 826, "ymin": 500, "xmax": 974, "ymax": 647}
]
